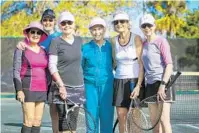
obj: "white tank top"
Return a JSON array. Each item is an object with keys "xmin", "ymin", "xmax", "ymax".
[{"xmin": 114, "ymin": 33, "xmax": 139, "ymax": 79}]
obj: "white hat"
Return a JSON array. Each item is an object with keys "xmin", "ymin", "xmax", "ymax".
[
  {"xmin": 140, "ymin": 14, "xmax": 155, "ymax": 26},
  {"xmin": 58, "ymin": 11, "xmax": 75, "ymax": 24},
  {"xmin": 89, "ymin": 17, "xmax": 106, "ymax": 29},
  {"xmin": 113, "ymin": 11, "xmax": 129, "ymax": 22}
]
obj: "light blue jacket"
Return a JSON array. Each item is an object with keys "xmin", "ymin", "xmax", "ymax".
[
  {"xmin": 40, "ymin": 32, "xmax": 62, "ymax": 51},
  {"xmin": 82, "ymin": 40, "xmax": 113, "ymax": 85}
]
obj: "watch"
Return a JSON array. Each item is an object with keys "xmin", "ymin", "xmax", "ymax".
[{"xmin": 161, "ymin": 81, "xmax": 167, "ymax": 85}]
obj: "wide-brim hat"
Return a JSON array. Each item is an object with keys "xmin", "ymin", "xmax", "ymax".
[{"xmin": 23, "ymin": 21, "xmax": 48, "ymax": 44}]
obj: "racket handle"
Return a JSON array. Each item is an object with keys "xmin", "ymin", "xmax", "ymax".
[
  {"xmin": 166, "ymin": 71, "xmax": 181, "ymax": 88},
  {"xmin": 133, "ymin": 57, "xmax": 138, "ymax": 61},
  {"xmin": 130, "ymin": 99, "xmax": 134, "ymax": 107}
]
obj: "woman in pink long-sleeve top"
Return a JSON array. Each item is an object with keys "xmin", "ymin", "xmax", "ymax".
[{"xmin": 13, "ymin": 21, "xmax": 48, "ymax": 133}]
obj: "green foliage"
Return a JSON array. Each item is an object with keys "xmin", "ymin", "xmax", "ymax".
[
  {"xmin": 146, "ymin": 1, "xmax": 187, "ymax": 38},
  {"xmin": 146, "ymin": 1, "xmax": 199, "ymax": 38},
  {"xmin": 177, "ymin": 10, "xmax": 199, "ymax": 38}
]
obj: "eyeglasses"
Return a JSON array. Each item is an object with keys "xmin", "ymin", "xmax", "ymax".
[
  {"xmin": 29, "ymin": 30, "xmax": 43, "ymax": 35},
  {"xmin": 141, "ymin": 23, "xmax": 153, "ymax": 29},
  {"xmin": 60, "ymin": 21, "xmax": 73, "ymax": 26},
  {"xmin": 42, "ymin": 18, "xmax": 54, "ymax": 22},
  {"xmin": 113, "ymin": 20, "xmax": 127, "ymax": 25}
]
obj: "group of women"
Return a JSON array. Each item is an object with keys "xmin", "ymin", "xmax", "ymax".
[{"xmin": 13, "ymin": 9, "xmax": 173, "ymax": 133}]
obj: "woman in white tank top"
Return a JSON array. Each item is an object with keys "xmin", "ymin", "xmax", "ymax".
[{"xmin": 111, "ymin": 11, "xmax": 144, "ymax": 133}]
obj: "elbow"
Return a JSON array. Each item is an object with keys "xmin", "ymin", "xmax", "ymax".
[
  {"xmin": 48, "ymin": 65, "xmax": 58, "ymax": 75},
  {"xmin": 166, "ymin": 63, "xmax": 173, "ymax": 73}
]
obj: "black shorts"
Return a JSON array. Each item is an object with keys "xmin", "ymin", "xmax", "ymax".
[
  {"xmin": 113, "ymin": 78, "xmax": 137, "ymax": 108},
  {"xmin": 145, "ymin": 81, "xmax": 176, "ymax": 102}
]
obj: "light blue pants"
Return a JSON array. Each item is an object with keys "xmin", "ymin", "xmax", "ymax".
[{"xmin": 85, "ymin": 81, "xmax": 114, "ymax": 133}]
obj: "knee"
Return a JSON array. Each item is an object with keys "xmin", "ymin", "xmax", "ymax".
[
  {"xmin": 117, "ymin": 111, "xmax": 126, "ymax": 119},
  {"xmin": 32, "ymin": 119, "xmax": 42, "ymax": 126},
  {"xmin": 24, "ymin": 118, "xmax": 34, "ymax": 127}
]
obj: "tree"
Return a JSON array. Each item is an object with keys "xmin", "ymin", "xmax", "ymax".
[
  {"xmin": 177, "ymin": 9, "xmax": 199, "ymax": 38},
  {"xmin": 1, "ymin": 1, "xmax": 137, "ymax": 37},
  {"xmin": 146, "ymin": 1, "xmax": 187, "ymax": 38}
]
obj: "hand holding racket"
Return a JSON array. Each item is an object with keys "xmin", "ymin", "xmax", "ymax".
[
  {"xmin": 59, "ymin": 86, "xmax": 67, "ymax": 100},
  {"xmin": 126, "ymin": 71, "xmax": 181, "ymax": 131},
  {"xmin": 157, "ymin": 84, "xmax": 167, "ymax": 101},
  {"xmin": 55, "ymin": 83, "xmax": 97, "ymax": 133}
]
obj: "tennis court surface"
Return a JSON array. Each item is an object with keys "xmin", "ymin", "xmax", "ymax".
[{"xmin": 1, "ymin": 72, "xmax": 199, "ymax": 133}]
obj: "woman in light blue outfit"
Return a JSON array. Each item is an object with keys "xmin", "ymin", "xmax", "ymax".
[{"xmin": 82, "ymin": 17, "xmax": 114, "ymax": 133}]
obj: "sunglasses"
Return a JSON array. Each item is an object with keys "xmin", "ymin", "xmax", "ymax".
[
  {"xmin": 113, "ymin": 20, "xmax": 127, "ymax": 25},
  {"xmin": 42, "ymin": 18, "xmax": 54, "ymax": 22},
  {"xmin": 141, "ymin": 23, "xmax": 153, "ymax": 29},
  {"xmin": 60, "ymin": 21, "xmax": 73, "ymax": 26},
  {"xmin": 29, "ymin": 30, "xmax": 43, "ymax": 35}
]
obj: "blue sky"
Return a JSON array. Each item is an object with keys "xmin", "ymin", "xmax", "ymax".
[{"xmin": 187, "ymin": 0, "xmax": 199, "ymax": 11}]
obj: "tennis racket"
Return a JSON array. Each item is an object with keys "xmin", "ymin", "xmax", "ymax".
[
  {"xmin": 55, "ymin": 84, "xmax": 97, "ymax": 133},
  {"xmin": 64, "ymin": 98, "xmax": 96, "ymax": 133},
  {"xmin": 126, "ymin": 71, "xmax": 181, "ymax": 131}
]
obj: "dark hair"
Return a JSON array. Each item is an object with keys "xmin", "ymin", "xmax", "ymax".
[
  {"xmin": 26, "ymin": 29, "xmax": 31, "ymax": 33},
  {"xmin": 41, "ymin": 9, "xmax": 55, "ymax": 22}
]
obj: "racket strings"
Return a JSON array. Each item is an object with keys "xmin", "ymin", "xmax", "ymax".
[
  {"xmin": 76, "ymin": 108, "xmax": 96, "ymax": 133},
  {"xmin": 128, "ymin": 97, "xmax": 163, "ymax": 130},
  {"xmin": 127, "ymin": 108, "xmax": 145, "ymax": 133}
]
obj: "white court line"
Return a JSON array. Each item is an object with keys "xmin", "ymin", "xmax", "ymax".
[{"xmin": 174, "ymin": 124, "xmax": 199, "ymax": 130}]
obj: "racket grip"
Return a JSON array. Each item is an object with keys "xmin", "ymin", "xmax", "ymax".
[
  {"xmin": 166, "ymin": 71, "xmax": 181, "ymax": 88},
  {"xmin": 133, "ymin": 57, "xmax": 138, "ymax": 61},
  {"xmin": 130, "ymin": 99, "xmax": 134, "ymax": 107}
]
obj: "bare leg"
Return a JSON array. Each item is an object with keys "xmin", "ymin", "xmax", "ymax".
[
  {"xmin": 22, "ymin": 102, "xmax": 35, "ymax": 127},
  {"xmin": 116, "ymin": 107, "xmax": 128, "ymax": 133},
  {"xmin": 50, "ymin": 103, "xmax": 59, "ymax": 133},
  {"xmin": 160, "ymin": 103, "xmax": 172, "ymax": 133},
  {"xmin": 33, "ymin": 102, "xmax": 45, "ymax": 127},
  {"xmin": 148, "ymin": 103, "xmax": 162, "ymax": 133}
]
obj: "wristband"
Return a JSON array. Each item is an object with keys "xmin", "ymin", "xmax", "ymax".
[{"xmin": 161, "ymin": 80, "xmax": 167, "ymax": 85}]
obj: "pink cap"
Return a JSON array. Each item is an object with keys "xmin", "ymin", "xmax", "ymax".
[
  {"xmin": 58, "ymin": 11, "xmax": 75, "ymax": 24},
  {"xmin": 89, "ymin": 17, "xmax": 106, "ymax": 29}
]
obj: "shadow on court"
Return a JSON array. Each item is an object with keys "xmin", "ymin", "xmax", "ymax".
[{"xmin": 4, "ymin": 123, "xmax": 22, "ymax": 127}]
